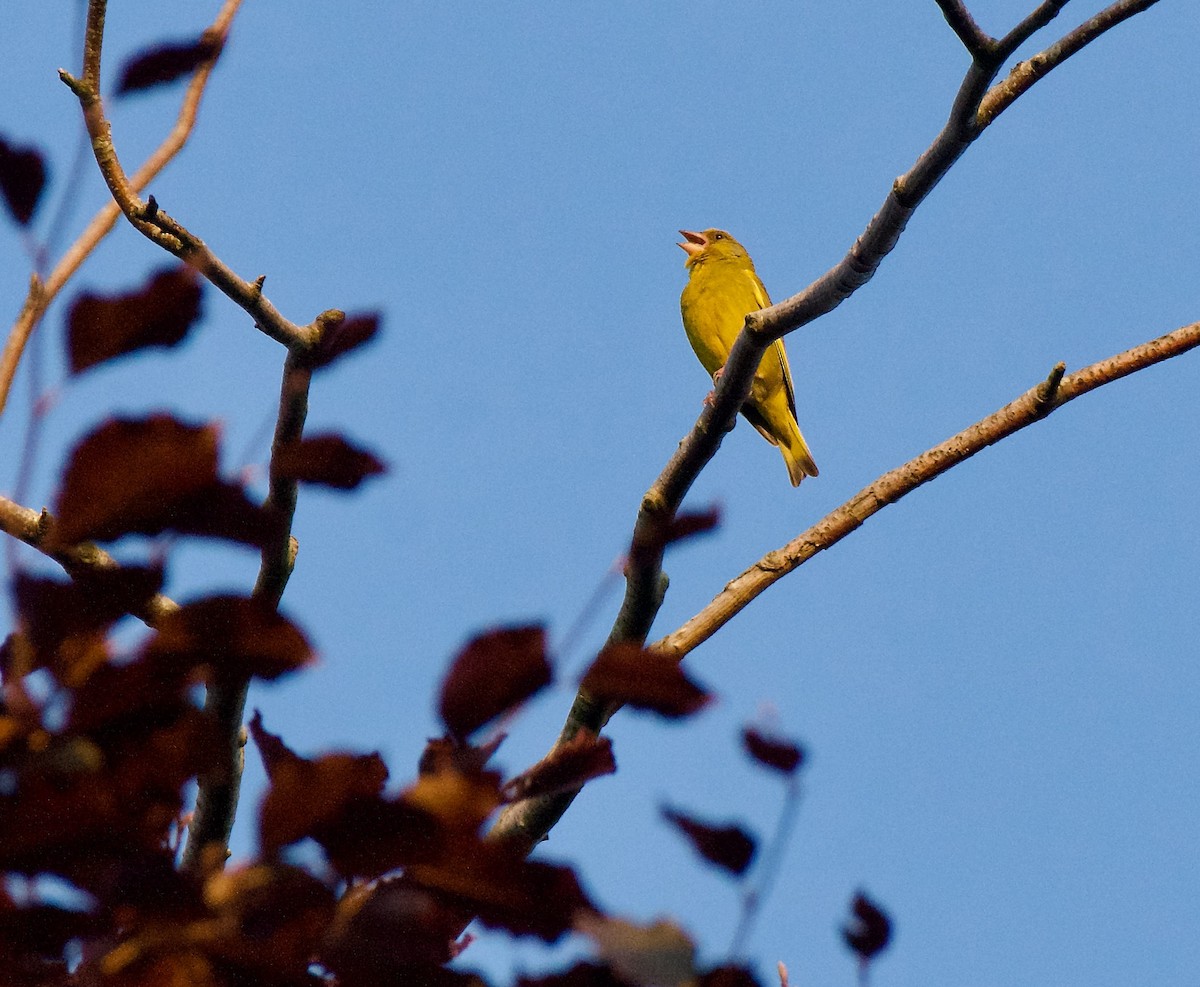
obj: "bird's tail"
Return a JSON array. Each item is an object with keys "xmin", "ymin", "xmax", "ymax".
[{"xmin": 781, "ymin": 426, "xmax": 819, "ymax": 487}]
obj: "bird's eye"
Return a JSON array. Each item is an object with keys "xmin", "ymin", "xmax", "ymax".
[{"xmin": 713, "ymin": 233, "xmax": 724, "ymax": 240}]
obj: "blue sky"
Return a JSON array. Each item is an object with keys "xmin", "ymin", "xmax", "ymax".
[{"xmin": 2, "ymin": 2, "xmax": 1199, "ymax": 985}]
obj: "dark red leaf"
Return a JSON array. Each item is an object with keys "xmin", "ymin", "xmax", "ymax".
[
  {"xmin": 419, "ymin": 734, "xmax": 504, "ymax": 777},
  {"xmin": 842, "ymin": 891, "xmax": 892, "ymax": 962},
  {"xmin": 321, "ymin": 877, "xmax": 479, "ymax": 978},
  {"xmin": 67, "ymin": 266, "xmax": 203, "ymax": 373},
  {"xmin": 0, "ymin": 135, "xmax": 47, "ymax": 226},
  {"xmin": 0, "ymin": 710, "xmax": 216, "ymax": 879},
  {"xmin": 741, "ymin": 727, "xmax": 806, "ymax": 776},
  {"xmin": 273, "ymin": 433, "xmax": 386, "ymax": 490},
  {"xmin": 503, "ymin": 730, "xmax": 615, "ymax": 803},
  {"xmin": 403, "ymin": 763, "xmax": 503, "ymax": 835},
  {"xmin": 438, "ymin": 626, "xmax": 552, "ymax": 739},
  {"xmin": 13, "ymin": 567, "xmax": 162, "ymax": 686},
  {"xmin": 408, "ymin": 841, "xmax": 593, "ymax": 941},
  {"xmin": 144, "ymin": 595, "xmax": 314, "ymax": 681},
  {"xmin": 660, "ymin": 807, "xmax": 756, "ymax": 876},
  {"xmin": 51, "ymin": 415, "xmax": 273, "ymax": 547},
  {"xmin": 517, "ymin": 962, "xmax": 631, "ymax": 987},
  {"xmin": 698, "ymin": 967, "xmax": 763, "ymax": 987},
  {"xmin": 256, "ymin": 745, "xmax": 388, "ymax": 855},
  {"xmin": 308, "ymin": 312, "xmax": 382, "ymax": 370},
  {"xmin": 580, "ymin": 643, "xmax": 712, "ymax": 719},
  {"xmin": 0, "ymin": 901, "xmax": 106, "ymax": 959},
  {"xmin": 247, "ymin": 709, "xmax": 304, "ymax": 778},
  {"xmin": 204, "ymin": 862, "xmax": 335, "ymax": 978},
  {"xmin": 115, "ymin": 34, "xmax": 222, "ymax": 95},
  {"xmin": 252, "ymin": 714, "xmax": 393, "ymax": 859},
  {"xmin": 317, "ymin": 795, "xmax": 443, "ymax": 879},
  {"xmin": 630, "ymin": 505, "xmax": 721, "ymax": 567}
]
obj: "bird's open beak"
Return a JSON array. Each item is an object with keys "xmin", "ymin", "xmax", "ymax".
[{"xmin": 678, "ymin": 229, "xmax": 707, "ymax": 257}]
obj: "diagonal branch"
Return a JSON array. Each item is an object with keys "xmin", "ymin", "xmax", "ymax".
[
  {"xmin": 59, "ymin": 0, "xmax": 315, "ymax": 352},
  {"xmin": 980, "ymin": 0, "xmax": 1162, "ymax": 126},
  {"xmin": 934, "ymin": 0, "xmax": 995, "ymax": 58},
  {"xmin": 0, "ymin": 494, "xmax": 179, "ymax": 626},
  {"xmin": 996, "ymin": 0, "xmax": 1072, "ymax": 58},
  {"xmin": 0, "ymin": 0, "xmax": 243, "ymax": 418},
  {"xmin": 655, "ymin": 319, "xmax": 1200, "ymax": 661}
]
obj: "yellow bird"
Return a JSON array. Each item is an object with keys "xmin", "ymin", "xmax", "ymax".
[{"xmin": 678, "ymin": 228, "xmax": 818, "ymax": 486}]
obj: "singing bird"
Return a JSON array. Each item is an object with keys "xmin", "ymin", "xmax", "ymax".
[{"xmin": 678, "ymin": 228, "xmax": 818, "ymax": 486}]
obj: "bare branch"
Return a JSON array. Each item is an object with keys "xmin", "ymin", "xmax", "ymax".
[
  {"xmin": 934, "ymin": 0, "xmax": 995, "ymax": 58},
  {"xmin": 60, "ymin": 0, "xmax": 314, "ymax": 352},
  {"xmin": 996, "ymin": 0, "xmax": 1071, "ymax": 58},
  {"xmin": 981, "ymin": 0, "xmax": 1162, "ymax": 126},
  {"xmin": 0, "ymin": 0, "xmax": 243, "ymax": 418},
  {"xmin": 656, "ymin": 320, "xmax": 1200, "ymax": 661},
  {"xmin": 0, "ymin": 494, "xmax": 179, "ymax": 626},
  {"xmin": 180, "ymin": 332, "xmax": 327, "ymax": 874}
]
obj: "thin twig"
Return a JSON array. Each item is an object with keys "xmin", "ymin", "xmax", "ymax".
[
  {"xmin": 980, "ymin": 0, "xmax": 1162, "ymax": 126},
  {"xmin": 59, "ymin": 0, "xmax": 311, "ymax": 352},
  {"xmin": 729, "ymin": 776, "xmax": 805, "ymax": 959},
  {"xmin": 0, "ymin": 0, "xmax": 243, "ymax": 418},
  {"xmin": 933, "ymin": 0, "xmax": 995, "ymax": 58},
  {"xmin": 0, "ymin": 495, "xmax": 179, "ymax": 626},
  {"xmin": 997, "ymin": 0, "xmax": 1071, "ymax": 59},
  {"xmin": 656, "ymin": 321, "xmax": 1200, "ymax": 661},
  {"xmin": 180, "ymin": 326, "xmax": 330, "ymax": 873}
]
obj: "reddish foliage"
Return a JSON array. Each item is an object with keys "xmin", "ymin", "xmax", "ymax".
[
  {"xmin": 630, "ymin": 504, "xmax": 721, "ymax": 567},
  {"xmin": 580, "ymin": 642, "xmax": 712, "ymax": 718},
  {"xmin": 503, "ymin": 730, "xmax": 615, "ymax": 803},
  {"xmin": 67, "ymin": 267, "xmax": 203, "ymax": 374},
  {"xmin": 438, "ymin": 626, "xmax": 552, "ymax": 739},
  {"xmin": 52, "ymin": 415, "xmax": 273, "ymax": 548},
  {"xmin": 517, "ymin": 962, "xmax": 634, "ymax": 987},
  {"xmin": 0, "ymin": 134, "xmax": 47, "ymax": 226},
  {"xmin": 842, "ymin": 890, "xmax": 892, "ymax": 962},
  {"xmin": 406, "ymin": 840, "xmax": 594, "ymax": 941},
  {"xmin": 741, "ymin": 727, "xmax": 806, "ymax": 776},
  {"xmin": 660, "ymin": 807, "xmax": 757, "ymax": 877},
  {"xmin": 12, "ymin": 568, "xmax": 161, "ymax": 686},
  {"xmin": 273, "ymin": 433, "xmax": 387, "ymax": 490},
  {"xmin": 115, "ymin": 34, "xmax": 223, "ymax": 94},
  {"xmin": 145, "ymin": 595, "xmax": 315, "ymax": 682},
  {"xmin": 307, "ymin": 311, "xmax": 382, "ymax": 369},
  {"xmin": 698, "ymin": 967, "xmax": 763, "ymax": 987}
]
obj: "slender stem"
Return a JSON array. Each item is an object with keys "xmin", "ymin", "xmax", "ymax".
[
  {"xmin": 59, "ymin": 0, "xmax": 311, "ymax": 352},
  {"xmin": 0, "ymin": 495, "xmax": 178, "ymax": 626},
  {"xmin": 0, "ymin": 0, "xmax": 244, "ymax": 417},
  {"xmin": 657, "ymin": 320, "xmax": 1200, "ymax": 661}
]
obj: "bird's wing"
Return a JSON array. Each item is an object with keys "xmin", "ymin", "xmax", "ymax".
[{"xmin": 745, "ymin": 269, "xmax": 798, "ymax": 420}]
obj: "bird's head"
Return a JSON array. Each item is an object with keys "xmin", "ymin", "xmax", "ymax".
[{"xmin": 677, "ymin": 229, "xmax": 750, "ymax": 270}]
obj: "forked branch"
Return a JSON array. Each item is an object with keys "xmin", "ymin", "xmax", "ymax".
[
  {"xmin": 59, "ymin": 0, "xmax": 317, "ymax": 352},
  {"xmin": 0, "ymin": 0, "xmax": 243, "ymax": 417}
]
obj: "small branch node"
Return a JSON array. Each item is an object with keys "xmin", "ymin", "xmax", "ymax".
[
  {"xmin": 142, "ymin": 195, "xmax": 159, "ymax": 220},
  {"xmin": 1034, "ymin": 361, "xmax": 1067, "ymax": 413},
  {"xmin": 57, "ymin": 69, "xmax": 91, "ymax": 99},
  {"xmin": 251, "ymin": 275, "xmax": 266, "ymax": 295}
]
